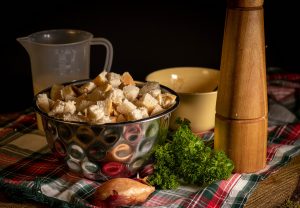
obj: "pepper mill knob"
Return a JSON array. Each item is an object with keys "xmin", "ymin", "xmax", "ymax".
[{"xmin": 214, "ymin": 0, "xmax": 268, "ymax": 173}]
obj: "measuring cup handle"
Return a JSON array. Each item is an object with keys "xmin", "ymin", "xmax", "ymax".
[{"xmin": 90, "ymin": 38, "xmax": 113, "ymax": 72}]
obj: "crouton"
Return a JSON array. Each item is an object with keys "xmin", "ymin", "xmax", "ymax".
[
  {"xmin": 64, "ymin": 100, "xmax": 76, "ymax": 114},
  {"xmin": 50, "ymin": 84, "xmax": 63, "ymax": 101},
  {"xmin": 107, "ymin": 72, "xmax": 121, "ymax": 88},
  {"xmin": 96, "ymin": 98, "xmax": 113, "ymax": 116},
  {"xmin": 116, "ymin": 99, "xmax": 137, "ymax": 115},
  {"xmin": 87, "ymin": 105, "xmax": 105, "ymax": 121},
  {"xmin": 79, "ymin": 81, "xmax": 96, "ymax": 94},
  {"xmin": 138, "ymin": 107, "xmax": 149, "ymax": 118},
  {"xmin": 151, "ymin": 104, "xmax": 164, "ymax": 116},
  {"xmin": 98, "ymin": 82, "xmax": 112, "ymax": 92},
  {"xmin": 121, "ymin": 72, "xmax": 135, "ymax": 86},
  {"xmin": 123, "ymin": 85, "xmax": 139, "ymax": 101},
  {"xmin": 94, "ymin": 115, "xmax": 117, "ymax": 124},
  {"xmin": 87, "ymin": 88, "xmax": 107, "ymax": 101},
  {"xmin": 61, "ymin": 85, "xmax": 77, "ymax": 101},
  {"xmin": 48, "ymin": 100, "xmax": 65, "ymax": 116},
  {"xmin": 41, "ymin": 71, "xmax": 177, "ymax": 124},
  {"xmin": 139, "ymin": 81, "xmax": 160, "ymax": 95},
  {"xmin": 127, "ymin": 108, "xmax": 144, "ymax": 121},
  {"xmin": 93, "ymin": 71, "xmax": 108, "ymax": 86},
  {"xmin": 149, "ymin": 89, "xmax": 161, "ymax": 98},
  {"xmin": 76, "ymin": 99, "xmax": 95, "ymax": 113},
  {"xmin": 116, "ymin": 114, "xmax": 127, "ymax": 123},
  {"xmin": 63, "ymin": 113, "xmax": 87, "ymax": 122},
  {"xmin": 107, "ymin": 88, "xmax": 124, "ymax": 105},
  {"xmin": 160, "ymin": 93, "xmax": 177, "ymax": 108},
  {"xmin": 139, "ymin": 93, "xmax": 158, "ymax": 112},
  {"xmin": 37, "ymin": 93, "xmax": 51, "ymax": 113}
]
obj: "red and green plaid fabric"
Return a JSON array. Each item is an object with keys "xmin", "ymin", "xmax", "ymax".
[{"xmin": 0, "ymin": 71, "xmax": 299, "ymax": 208}]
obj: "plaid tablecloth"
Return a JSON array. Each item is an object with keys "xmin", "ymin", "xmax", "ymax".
[{"xmin": 0, "ymin": 71, "xmax": 299, "ymax": 208}]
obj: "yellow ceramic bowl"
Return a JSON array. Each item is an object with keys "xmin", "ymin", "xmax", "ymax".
[{"xmin": 146, "ymin": 67, "xmax": 219, "ymax": 133}]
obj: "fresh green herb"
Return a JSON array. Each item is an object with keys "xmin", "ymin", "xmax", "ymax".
[{"xmin": 148, "ymin": 118, "xmax": 234, "ymax": 189}]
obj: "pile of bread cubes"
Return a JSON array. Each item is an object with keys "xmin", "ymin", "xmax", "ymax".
[{"xmin": 36, "ymin": 71, "xmax": 177, "ymax": 124}]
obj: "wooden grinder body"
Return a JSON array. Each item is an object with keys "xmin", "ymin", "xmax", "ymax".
[{"xmin": 214, "ymin": 0, "xmax": 268, "ymax": 173}]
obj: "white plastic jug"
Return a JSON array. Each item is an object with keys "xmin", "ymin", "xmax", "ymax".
[
  {"xmin": 17, "ymin": 29, "xmax": 113, "ymax": 132},
  {"xmin": 17, "ymin": 29, "xmax": 113, "ymax": 95}
]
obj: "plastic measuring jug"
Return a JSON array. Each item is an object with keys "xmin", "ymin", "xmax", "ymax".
[
  {"xmin": 17, "ymin": 29, "xmax": 113, "ymax": 131},
  {"xmin": 17, "ymin": 29, "xmax": 113, "ymax": 95}
]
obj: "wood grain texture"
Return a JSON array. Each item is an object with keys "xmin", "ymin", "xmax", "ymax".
[
  {"xmin": 245, "ymin": 154, "xmax": 300, "ymax": 208},
  {"xmin": 216, "ymin": 8, "xmax": 267, "ymax": 119},
  {"xmin": 214, "ymin": 114, "xmax": 267, "ymax": 173},
  {"xmin": 214, "ymin": 0, "xmax": 268, "ymax": 173}
]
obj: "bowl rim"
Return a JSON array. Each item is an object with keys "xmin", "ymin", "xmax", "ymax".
[
  {"xmin": 145, "ymin": 66, "xmax": 219, "ymax": 96},
  {"xmin": 33, "ymin": 79, "xmax": 180, "ymax": 127}
]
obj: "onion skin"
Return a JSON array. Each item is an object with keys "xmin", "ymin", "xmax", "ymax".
[{"xmin": 93, "ymin": 178, "xmax": 155, "ymax": 207}]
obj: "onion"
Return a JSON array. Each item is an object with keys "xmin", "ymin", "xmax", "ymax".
[{"xmin": 93, "ymin": 177, "xmax": 155, "ymax": 207}]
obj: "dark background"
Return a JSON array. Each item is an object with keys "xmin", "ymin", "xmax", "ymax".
[{"xmin": 0, "ymin": 1, "xmax": 299, "ymax": 113}]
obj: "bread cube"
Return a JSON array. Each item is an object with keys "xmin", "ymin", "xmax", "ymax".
[
  {"xmin": 108, "ymin": 88, "xmax": 124, "ymax": 105},
  {"xmin": 62, "ymin": 85, "xmax": 77, "ymax": 101},
  {"xmin": 87, "ymin": 105, "xmax": 105, "ymax": 121},
  {"xmin": 121, "ymin": 72, "xmax": 135, "ymax": 86},
  {"xmin": 123, "ymin": 85, "xmax": 139, "ymax": 101},
  {"xmin": 117, "ymin": 99, "xmax": 137, "ymax": 115},
  {"xmin": 37, "ymin": 93, "xmax": 51, "ymax": 113},
  {"xmin": 79, "ymin": 81, "xmax": 96, "ymax": 94},
  {"xmin": 96, "ymin": 99, "xmax": 113, "ymax": 116},
  {"xmin": 151, "ymin": 104, "xmax": 164, "ymax": 116},
  {"xmin": 107, "ymin": 72, "xmax": 121, "ymax": 88},
  {"xmin": 139, "ymin": 81, "xmax": 160, "ymax": 95},
  {"xmin": 127, "ymin": 108, "xmax": 144, "ymax": 121},
  {"xmin": 93, "ymin": 71, "xmax": 108, "ymax": 86},
  {"xmin": 64, "ymin": 100, "xmax": 76, "ymax": 114},
  {"xmin": 139, "ymin": 93, "xmax": 158, "ymax": 112},
  {"xmin": 48, "ymin": 100, "xmax": 65, "ymax": 116},
  {"xmin": 50, "ymin": 84, "xmax": 63, "ymax": 101}
]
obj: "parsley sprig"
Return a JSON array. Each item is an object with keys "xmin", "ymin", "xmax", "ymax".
[{"xmin": 148, "ymin": 118, "xmax": 234, "ymax": 189}]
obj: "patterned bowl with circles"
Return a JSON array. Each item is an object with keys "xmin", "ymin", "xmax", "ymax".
[{"xmin": 33, "ymin": 79, "xmax": 179, "ymax": 181}]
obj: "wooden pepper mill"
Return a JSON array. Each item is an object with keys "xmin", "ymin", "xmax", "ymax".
[{"xmin": 214, "ymin": 0, "xmax": 268, "ymax": 173}]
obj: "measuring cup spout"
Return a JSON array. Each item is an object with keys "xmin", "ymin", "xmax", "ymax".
[{"xmin": 17, "ymin": 37, "xmax": 30, "ymax": 54}]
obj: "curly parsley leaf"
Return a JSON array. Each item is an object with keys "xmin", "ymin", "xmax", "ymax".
[{"xmin": 148, "ymin": 118, "xmax": 234, "ymax": 189}]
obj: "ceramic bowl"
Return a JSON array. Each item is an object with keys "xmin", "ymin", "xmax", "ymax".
[
  {"xmin": 33, "ymin": 79, "xmax": 179, "ymax": 181},
  {"xmin": 146, "ymin": 67, "xmax": 219, "ymax": 133}
]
